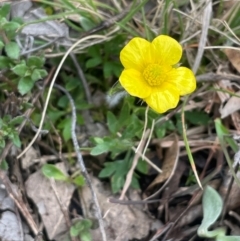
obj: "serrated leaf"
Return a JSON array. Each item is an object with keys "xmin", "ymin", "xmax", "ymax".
[
  {"xmin": 18, "ymin": 77, "xmax": 34, "ymax": 95},
  {"xmin": 5, "ymin": 42, "xmax": 20, "ymax": 59},
  {"xmin": 42, "ymin": 164, "xmax": 68, "ymax": 181},
  {"xmin": 12, "ymin": 63, "xmax": 28, "ymax": 77},
  {"xmin": 27, "ymin": 56, "xmax": 45, "ymax": 68}
]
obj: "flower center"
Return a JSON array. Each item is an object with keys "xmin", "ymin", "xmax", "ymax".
[{"xmin": 143, "ymin": 64, "xmax": 165, "ymax": 86}]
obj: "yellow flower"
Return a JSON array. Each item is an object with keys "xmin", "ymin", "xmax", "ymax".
[{"xmin": 119, "ymin": 35, "xmax": 196, "ymax": 113}]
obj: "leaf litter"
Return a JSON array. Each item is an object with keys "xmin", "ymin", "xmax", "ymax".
[{"xmin": 1, "ymin": 0, "xmax": 240, "ymax": 241}]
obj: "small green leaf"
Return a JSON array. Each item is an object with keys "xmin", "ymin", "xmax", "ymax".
[
  {"xmin": 111, "ymin": 174, "xmax": 124, "ymax": 193},
  {"xmin": 107, "ymin": 111, "xmax": 118, "ymax": 134},
  {"xmin": 3, "ymin": 21, "xmax": 20, "ymax": 31},
  {"xmin": 0, "ymin": 41, "xmax": 4, "ymax": 50},
  {"xmin": 38, "ymin": 69, "xmax": 48, "ymax": 78},
  {"xmin": 31, "ymin": 69, "xmax": 42, "ymax": 81},
  {"xmin": 5, "ymin": 42, "xmax": 20, "ymax": 59},
  {"xmin": 73, "ymin": 175, "xmax": 85, "ymax": 186},
  {"xmin": 80, "ymin": 230, "xmax": 92, "ymax": 241},
  {"xmin": 70, "ymin": 224, "xmax": 81, "ymax": 237},
  {"xmin": 79, "ymin": 16, "xmax": 95, "ymax": 31},
  {"xmin": 90, "ymin": 142, "xmax": 110, "ymax": 156},
  {"xmin": 86, "ymin": 57, "xmax": 102, "ymax": 68},
  {"xmin": 18, "ymin": 77, "xmax": 34, "ymax": 95},
  {"xmin": 98, "ymin": 163, "xmax": 116, "ymax": 178},
  {"xmin": 0, "ymin": 4, "xmax": 10, "ymax": 18},
  {"xmin": 12, "ymin": 63, "xmax": 28, "ymax": 77},
  {"xmin": 0, "ymin": 139, "xmax": 5, "ymax": 149},
  {"xmin": 103, "ymin": 61, "xmax": 113, "ymax": 78},
  {"xmin": 27, "ymin": 56, "xmax": 45, "ymax": 68},
  {"xmin": 0, "ymin": 56, "xmax": 10, "ymax": 68},
  {"xmin": 136, "ymin": 159, "xmax": 148, "ymax": 174},
  {"xmin": 9, "ymin": 116, "xmax": 25, "ymax": 126},
  {"xmin": 11, "ymin": 133, "xmax": 21, "ymax": 148},
  {"xmin": 198, "ymin": 185, "xmax": 223, "ymax": 238},
  {"xmin": 42, "ymin": 164, "xmax": 68, "ymax": 181}
]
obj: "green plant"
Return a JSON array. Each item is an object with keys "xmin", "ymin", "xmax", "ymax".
[
  {"xmin": 42, "ymin": 164, "xmax": 85, "ymax": 187},
  {"xmin": 198, "ymin": 185, "xmax": 240, "ymax": 241},
  {"xmin": 0, "ymin": 115, "xmax": 22, "ymax": 153},
  {"xmin": 70, "ymin": 219, "xmax": 92, "ymax": 241},
  {"xmin": 0, "ymin": 4, "xmax": 47, "ymax": 95}
]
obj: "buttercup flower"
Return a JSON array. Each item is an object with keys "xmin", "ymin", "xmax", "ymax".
[{"xmin": 119, "ymin": 35, "xmax": 196, "ymax": 113}]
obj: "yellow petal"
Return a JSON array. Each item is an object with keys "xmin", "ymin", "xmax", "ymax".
[
  {"xmin": 119, "ymin": 69, "xmax": 152, "ymax": 98},
  {"xmin": 166, "ymin": 67, "xmax": 196, "ymax": 95},
  {"xmin": 151, "ymin": 35, "xmax": 182, "ymax": 65},
  {"xmin": 120, "ymin": 37, "xmax": 152, "ymax": 71},
  {"xmin": 144, "ymin": 83, "xmax": 180, "ymax": 113}
]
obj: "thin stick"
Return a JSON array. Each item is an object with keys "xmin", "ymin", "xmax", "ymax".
[{"xmin": 53, "ymin": 84, "xmax": 107, "ymax": 241}]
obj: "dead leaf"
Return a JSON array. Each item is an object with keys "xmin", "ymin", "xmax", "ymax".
[
  {"xmin": 225, "ymin": 48, "xmax": 240, "ymax": 73},
  {"xmin": 146, "ymin": 134, "xmax": 179, "ymax": 191},
  {"xmin": 25, "ymin": 163, "xmax": 75, "ymax": 240},
  {"xmin": 80, "ymin": 176, "xmax": 161, "ymax": 241},
  {"xmin": 220, "ymin": 90, "xmax": 240, "ymax": 118}
]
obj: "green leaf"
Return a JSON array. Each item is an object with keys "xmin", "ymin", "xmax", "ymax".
[
  {"xmin": 0, "ymin": 56, "xmax": 10, "ymax": 68},
  {"xmin": 79, "ymin": 16, "xmax": 95, "ymax": 31},
  {"xmin": 18, "ymin": 77, "xmax": 34, "ymax": 95},
  {"xmin": 98, "ymin": 162, "xmax": 116, "ymax": 178},
  {"xmin": 27, "ymin": 56, "xmax": 45, "ymax": 68},
  {"xmin": 0, "ymin": 4, "xmax": 10, "ymax": 18},
  {"xmin": 2, "ymin": 21, "xmax": 20, "ymax": 32},
  {"xmin": 42, "ymin": 164, "xmax": 68, "ymax": 181},
  {"xmin": 9, "ymin": 116, "xmax": 25, "ymax": 126},
  {"xmin": 80, "ymin": 230, "xmax": 92, "ymax": 241},
  {"xmin": 130, "ymin": 175, "xmax": 140, "ymax": 190},
  {"xmin": 103, "ymin": 61, "xmax": 113, "ymax": 78},
  {"xmin": 5, "ymin": 42, "xmax": 20, "ymax": 59},
  {"xmin": 107, "ymin": 111, "xmax": 118, "ymax": 134},
  {"xmin": 0, "ymin": 159, "xmax": 8, "ymax": 170},
  {"xmin": 0, "ymin": 139, "xmax": 5, "ymax": 149},
  {"xmin": 90, "ymin": 142, "xmax": 110, "ymax": 156},
  {"xmin": 73, "ymin": 175, "xmax": 85, "ymax": 186},
  {"xmin": 58, "ymin": 118, "xmax": 72, "ymax": 142},
  {"xmin": 198, "ymin": 185, "xmax": 223, "ymax": 238},
  {"xmin": 136, "ymin": 159, "xmax": 148, "ymax": 174},
  {"xmin": 82, "ymin": 219, "xmax": 92, "ymax": 229},
  {"xmin": 185, "ymin": 111, "xmax": 210, "ymax": 126},
  {"xmin": 111, "ymin": 173, "xmax": 124, "ymax": 193},
  {"xmin": 31, "ymin": 69, "xmax": 42, "ymax": 81},
  {"xmin": 86, "ymin": 57, "xmax": 102, "ymax": 68},
  {"xmin": 11, "ymin": 133, "xmax": 21, "ymax": 148},
  {"xmin": 70, "ymin": 224, "xmax": 81, "ymax": 237},
  {"xmin": 37, "ymin": 69, "xmax": 48, "ymax": 78},
  {"xmin": 12, "ymin": 63, "xmax": 28, "ymax": 77},
  {"xmin": 0, "ymin": 41, "xmax": 4, "ymax": 50}
]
